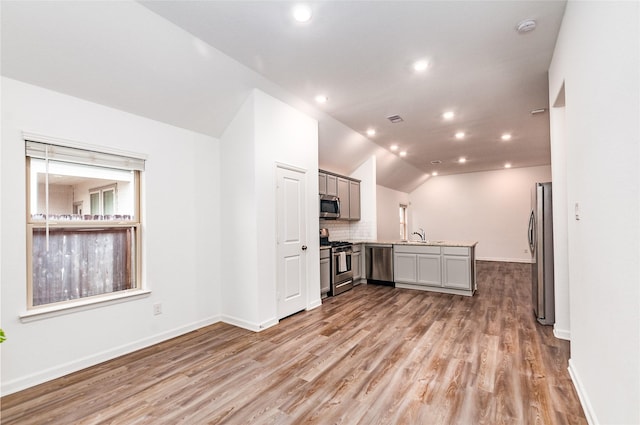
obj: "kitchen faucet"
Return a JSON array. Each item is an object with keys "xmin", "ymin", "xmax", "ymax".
[{"xmin": 412, "ymin": 228, "xmax": 426, "ymax": 242}]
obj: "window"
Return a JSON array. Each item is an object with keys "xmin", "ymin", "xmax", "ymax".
[
  {"xmin": 89, "ymin": 184, "xmax": 117, "ymax": 215},
  {"xmin": 399, "ymin": 204, "xmax": 408, "ymax": 240},
  {"xmin": 25, "ymin": 139, "xmax": 145, "ymax": 309}
]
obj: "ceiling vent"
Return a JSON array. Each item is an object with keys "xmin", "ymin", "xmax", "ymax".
[
  {"xmin": 430, "ymin": 160, "xmax": 442, "ymax": 165},
  {"xmin": 386, "ymin": 114, "xmax": 404, "ymax": 123}
]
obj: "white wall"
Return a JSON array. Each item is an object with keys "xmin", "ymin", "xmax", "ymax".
[
  {"xmin": 409, "ymin": 166, "xmax": 552, "ymax": 262},
  {"xmin": 0, "ymin": 78, "xmax": 221, "ymax": 395},
  {"xmin": 377, "ymin": 185, "xmax": 410, "ymax": 242},
  {"xmin": 220, "ymin": 89, "xmax": 320, "ymax": 331},
  {"xmin": 349, "ymin": 156, "xmax": 377, "ymax": 241},
  {"xmin": 549, "ymin": 89, "xmax": 570, "ymax": 341},
  {"xmin": 548, "ymin": 2, "xmax": 640, "ymax": 424}
]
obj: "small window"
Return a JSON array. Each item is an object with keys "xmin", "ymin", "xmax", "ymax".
[
  {"xmin": 25, "ymin": 140, "xmax": 144, "ymax": 309},
  {"xmin": 399, "ymin": 204, "xmax": 408, "ymax": 240}
]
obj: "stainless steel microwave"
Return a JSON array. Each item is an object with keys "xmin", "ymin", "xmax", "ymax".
[{"xmin": 320, "ymin": 195, "xmax": 340, "ymax": 219}]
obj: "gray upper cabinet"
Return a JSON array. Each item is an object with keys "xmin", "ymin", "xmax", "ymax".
[
  {"xmin": 319, "ymin": 170, "xmax": 360, "ymax": 221},
  {"xmin": 326, "ymin": 174, "xmax": 338, "ymax": 196},
  {"xmin": 319, "ymin": 172, "xmax": 327, "ymax": 195},
  {"xmin": 349, "ymin": 180, "xmax": 360, "ymax": 221},
  {"xmin": 319, "ymin": 172, "xmax": 338, "ymax": 196},
  {"xmin": 337, "ymin": 177, "xmax": 350, "ymax": 219}
]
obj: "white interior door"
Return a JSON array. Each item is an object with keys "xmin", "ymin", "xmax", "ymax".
[{"xmin": 276, "ymin": 165, "xmax": 308, "ymax": 319}]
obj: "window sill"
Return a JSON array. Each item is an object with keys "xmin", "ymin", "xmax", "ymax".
[{"xmin": 19, "ymin": 289, "xmax": 151, "ymax": 323}]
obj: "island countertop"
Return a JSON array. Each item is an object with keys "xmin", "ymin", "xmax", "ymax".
[{"xmin": 349, "ymin": 240, "xmax": 478, "ymax": 248}]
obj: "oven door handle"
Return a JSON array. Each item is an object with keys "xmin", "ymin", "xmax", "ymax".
[{"xmin": 335, "ymin": 279, "xmax": 353, "ymax": 289}]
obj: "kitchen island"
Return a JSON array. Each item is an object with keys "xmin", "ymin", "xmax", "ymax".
[
  {"xmin": 350, "ymin": 240, "xmax": 477, "ymax": 297},
  {"xmin": 393, "ymin": 240, "xmax": 477, "ymax": 296}
]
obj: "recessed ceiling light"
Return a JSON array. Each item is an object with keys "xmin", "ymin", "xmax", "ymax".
[
  {"xmin": 315, "ymin": 95, "xmax": 328, "ymax": 104},
  {"xmin": 442, "ymin": 111, "xmax": 455, "ymax": 120},
  {"xmin": 458, "ymin": 157, "xmax": 467, "ymax": 164},
  {"xmin": 431, "ymin": 171, "xmax": 438, "ymax": 176},
  {"xmin": 501, "ymin": 133, "xmax": 512, "ymax": 141},
  {"xmin": 292, "ymin": 4, "xmax": 312, "ymax": 23},
  {"xmin": 390, "ymin": 144, "xmax": 399, "ymax": 151},
  {"xmin": 366, "ymin": 128, "xmax": 376, "ymax": 137},
  {"xmin": 455, "ymin": 131, "xmax": 465, "ymax": 139},
  {"xmin": 413, "ymin": 59, "xmax": 429, "ymax": 72},
  {"xmin": 505, "ymin": 163, "xmax": 512, "ymax": 169},
  {"xmin": 399, "ymin": 151, "xmax": 407, "ymax": 157}
]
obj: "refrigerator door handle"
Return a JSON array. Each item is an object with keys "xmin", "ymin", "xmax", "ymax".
[{"xmin": 528, "ymin": 210, "xmax": 536, "ymax": 253}]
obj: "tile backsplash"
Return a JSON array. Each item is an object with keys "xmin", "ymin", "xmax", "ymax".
[{"xmin": 320, "ymin": 220, "xmax": 375, "ymax": 242}]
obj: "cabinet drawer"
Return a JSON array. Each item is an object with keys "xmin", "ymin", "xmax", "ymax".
[
  {"xmin": 352, "ymin": 244, "xmax": 362, "ymax": 253},
  {"xmin": 320, "ymin": 248, "xmax": 331, "ymax": 259},
  {"xmin": 442, "ymin": 246, "xmax": 470, "ymax": 256},
  {"xmin": 394, "ymin": 245, "xmax": 441, "ymax": 255}
]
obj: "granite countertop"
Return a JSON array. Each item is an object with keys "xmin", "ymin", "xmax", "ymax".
[{"xmin": 349, "ymin": 240, "xmax": 478, "ymax": 248}]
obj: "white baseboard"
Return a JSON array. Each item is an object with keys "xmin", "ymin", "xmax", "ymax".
[
  {"xmin": 568, "ymin": 359, "xmax": 599, "ymax": 425},
  {"xmin": 221, "ymin": 314, "xmax": 278, "ymax": 332},
  {"xmin": 307, "ymin": 298, "xmax": 322, "ymax": 310},
  {"xmin": 1, "ymin": 315, "xmax": 222, "ymax": 396},
  {"xmin": 553, "ymin": 326, "xmax": 571, "ymax": 340},
  {"xmin": 476, "ymin": 256, "xmax": 534, "ymax": 264}
]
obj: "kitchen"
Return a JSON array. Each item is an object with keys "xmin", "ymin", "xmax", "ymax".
[
  {"xmin": 0, "ymin": 2, "xmax": 638, "ymax": 424},
  {"xmin": 317, "ymin": 163, "xmax": 550, "ymax": 296}
]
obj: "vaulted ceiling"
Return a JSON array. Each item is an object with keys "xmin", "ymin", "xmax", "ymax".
[{"xmin": 1, "ymin": 1, "xmax": 566, "ymax": 192}]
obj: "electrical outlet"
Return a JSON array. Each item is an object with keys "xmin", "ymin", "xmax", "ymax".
[
  {"xmin": 524, "ymin": 248, "xmax": 528, "ymax": 254},
  {"xmin": 153, "ymin": 303, "xmax": 162, "ymax": 315}
]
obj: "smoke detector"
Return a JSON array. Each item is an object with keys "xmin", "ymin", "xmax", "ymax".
[{"xmin": 516, "ymin": 19, "xmax": 537, "ymax": 34}]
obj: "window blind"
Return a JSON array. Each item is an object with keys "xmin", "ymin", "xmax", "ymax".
[{"xmin": 25, "ymin": 140, "xmax": 145, "ymax": 171}]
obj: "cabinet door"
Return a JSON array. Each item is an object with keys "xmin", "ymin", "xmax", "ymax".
[
  {"xmin": 353, "ymin": 252, "xmax": 361, "ymax": 281},
  {"xmin": 442, "ymin": 255, "xmax": 471, "ymax": 290},
  {"xmin": 326, "ymin": 174, "xmax": 338, "ymax": 196},
  {"xmin": 417, "ymin": 254, "xmax": 441, "ymax": 286},
  {"xmin": 394, "ymin": 253, "xmax": 417, "ymax": 283},
  {"xmin": 320, "ymin": 256, "xmax": 331, "ymax": 294},
  {"xmin": 349, "ymin": 180, "xmax": 360, "ymax": 221},
  {"xmin": 337, "ymin": 177, "xmax": 350, "ymax": 219},
  {"xmin": 319, "ymin": 173, "xmax": 327, "ymax": 195}
]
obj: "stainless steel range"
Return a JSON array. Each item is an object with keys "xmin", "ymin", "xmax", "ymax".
[{"xmin": 329, "ymin": 241, "xmax": 353, "ymax": 295}]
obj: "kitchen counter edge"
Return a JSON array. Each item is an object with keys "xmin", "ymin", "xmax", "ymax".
[{"xmin": 349, "ymin": 240, "xmax": 478, "ymax": 248}]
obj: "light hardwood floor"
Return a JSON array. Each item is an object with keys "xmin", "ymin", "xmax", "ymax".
[{"xmin": 1, "ymin": 261, "xmax": 586, "ymax": 424}]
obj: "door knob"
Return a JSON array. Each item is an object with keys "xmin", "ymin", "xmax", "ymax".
[{"xmin": 302, "ymin": 245, "xmax": 308, "ymax": 251}]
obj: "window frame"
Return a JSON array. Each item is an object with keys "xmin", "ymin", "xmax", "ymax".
[
  {"xmin": 24, "ymin": 134, "xmax": 145, "ymax": 313},
  {"xmin": 399, "ymin": 203, "xmax": 408, "ymax": 241}
]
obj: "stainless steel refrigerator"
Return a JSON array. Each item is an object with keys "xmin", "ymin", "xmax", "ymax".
[{"xmin": 528, "ymin": 182, "xmax": 555, "ymax": 325}]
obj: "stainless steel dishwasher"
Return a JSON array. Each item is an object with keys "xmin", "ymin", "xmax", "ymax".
[{"xmin": 366, "ymin": 244, "xmax": 394, "ymax": 286}]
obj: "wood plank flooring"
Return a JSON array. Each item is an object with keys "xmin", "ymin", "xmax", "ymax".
[{"xmin": 1, "ymin": 261, "xmax": 586, "ymax": 424}]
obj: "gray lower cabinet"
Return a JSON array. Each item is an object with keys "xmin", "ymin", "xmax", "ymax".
[
  {"xmin": 353, "ymin": 244, "xmax": 362, "ymax": 282},
  {"xmin": 320, "ymin": 248, "xmax": 331, "ymax": 297},
  {"xmin": 416, "ymin": 253, "xmax": 442, "ymax": 286},
  {"xmin": 442, "ymin": 247, "xmax": 472, "ymax": 290},
  {"xmin": 394, "ymin": 244, "xmax": 475, "ymax": 296}
]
